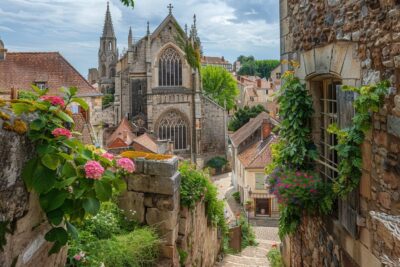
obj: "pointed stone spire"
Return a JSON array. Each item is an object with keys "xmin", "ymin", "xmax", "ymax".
[
  {"xmin": 147, "ymin": 21, "xmax": 150, "ymax": 35},
  {"xmin": 128, "ymin": 26, "xmax": 133, "ymax": 47},
  {"xmin": 102, "ymin": 2, "xmax": 115, "ymax": 38}
]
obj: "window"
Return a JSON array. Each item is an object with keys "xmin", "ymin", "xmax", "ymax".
[
  {"xmin": 276, "ymin": 72, "xmax": 281, "ymax": 79},
  {"xmin": 255, "ymin": 173, "xmax": 265, "ymax": 190},
  {"xmin": 101, "ymin": 64, "xmax": 106, "ymax": 77},
  {"xmin": 108, "ymin": 41, "xmax": 112, "ymax": 51},
  {"xmin": 35, "ymin": 82, "xmax": 47, "ymax": 90},
  {"xmin": 70, "ymin": 104, "xmax": 79, "ymax": 114},
  {"xmin": 318, "ymin": 80, "xmax": 340, "ymax": 182},
  {"xmin": 158, "ymin": 48, "xmax": 182, "ymax": 87},
  {"xmin": 158, "ymin": 111, "xmax": 188, "ymax": 150}
]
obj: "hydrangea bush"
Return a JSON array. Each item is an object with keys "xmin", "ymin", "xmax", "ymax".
[{"xmin": 3, "ymin": 86, "xmax": 135, "ymax": 254}]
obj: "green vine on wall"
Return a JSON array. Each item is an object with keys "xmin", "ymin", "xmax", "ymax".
[
  {"xmin": 1, "ymin": 86, "xmax": 135, "ymax": 254},
  {"xmin": 328, "ymin": 81, "xmax": 389, "ymax": 197}
]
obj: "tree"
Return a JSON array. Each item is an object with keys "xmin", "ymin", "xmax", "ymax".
[
  {"xmin": 201, "ymin": 66, "xmax": 239, "ymax": 110},
  {"xmin": 120, "ymin": 0, "xmax": 135, "ymax": 7},
  {"xmin": 228, "ymin": 105, "xmax": 266, "ymax": 131},
  {"xmin": 236, "ymin": 55, "xmax": 280, "ymax": 79}
]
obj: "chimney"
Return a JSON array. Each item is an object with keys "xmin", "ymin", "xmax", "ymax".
[{"xmin": 262, "ymin": 120, "xmax": 272, "ymax": 139}]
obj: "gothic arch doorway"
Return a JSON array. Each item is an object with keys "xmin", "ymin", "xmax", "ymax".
[{"xmin": 156, "ymin": 110, "xmax": 189, "ymax": 151}]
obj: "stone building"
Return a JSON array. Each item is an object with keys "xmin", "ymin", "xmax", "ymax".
[
  {"xmin": 280, "ymin": 0, "xmax": 400, "ymax": 266},
  {"xmin": 0, "ymin": 40, "xmax": 103, "ymax": 145},
  {"xmin": 230, "ymin": 112, "xmax": 279, "ymax": 218},
  {"xmin": 201, "ymin": 56, "xmax": 233, "ymax": 72},
  {"xmin": 98, "ymin": 2, "xmax": 118, "ymax": 94},
  {"xmin": 113, "ymin": 6, "xmax": 226, "ymax": 163}
]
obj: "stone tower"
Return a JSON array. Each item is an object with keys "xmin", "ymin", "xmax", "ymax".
[{"xmin": 98, "ymin": 2, "xmax": 118, "ymax": 93}]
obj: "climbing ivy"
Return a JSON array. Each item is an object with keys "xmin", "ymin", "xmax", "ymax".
[
  {"xmin": 174, "ymin": 22, "xmax": 201, "ymax": 71},
  {"xmin": 328, "ymin": 81, "xmax": 389, "ymax": 197},
  {"xmin": 1, "ymin": 86, "xmax": 134, "ymax": 254}
]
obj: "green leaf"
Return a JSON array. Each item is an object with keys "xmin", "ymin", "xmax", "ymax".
[
  {"xmin": 30, "ymin": 118, "xmax": 46, "ymax": 131},
  {"xmin": 82, "ymin": 198, "xmax": 100, "ymax": 215},
  {"xmin": 113, "ymin": 178, "xmax": 127, "ymax": 192},
  {"xmin": 48, "ymin": 241, "xmax": 64, "ymax": 255},
  {"xmin": 71, "ymin": 97, "xmax": 89, "ymax": 111},
  {"xmin": 32, "ymin": 164, "xmax": 57, "ymax": 194},
  {"xmin": 58, "ymin": 153, "xmax": 73, "ymax": 161},
  {"xmin": 47, "ymin": 209, "xmax": 64, "ymax": 225},
  {"xmin": 40, "ymin": 189, "xmax": 68, "ymax": 212},
  {"xmin": 66, "ymin": 221, "xmax": 79, "ymax": 240},
  {"xmin": 22, "ymin": 158, "xmax": 38, "ymax": 190},
  {"xmin": 94, "ymin": 181, "xmax": 112, "ymax": 201},
  {"xmin": 54, "ymin": 110, "xmax": 74, "ymax": 123},
  {"xmin": 55, "ymin": 177, "xmax": 77, "ymax": 189},
  {"xmin": 44, "ymin": 227, "xmax": 68, "ymax": 245},
  {"xmin": 11, "ymin": 103, "xmax": 34, "ymax": 115},
  {"xmin": 41, "ymin": 154, "xmax": 60, "ymax": 170},
  {"xmin": 61, "ymin": 162, "xmax": 76, "ymax": 177}
]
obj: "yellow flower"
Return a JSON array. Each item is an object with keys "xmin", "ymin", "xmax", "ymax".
[
  {"xmin": 290, "ymin": 60, "xmax": 300, "ymax": 68},
  {"xmin": 121, "ymin": 151, "xmax": 173, "ymax": 161},
  {"xmin": 13, "ymin": 119, "xmax": 28, "ymax": 135}
]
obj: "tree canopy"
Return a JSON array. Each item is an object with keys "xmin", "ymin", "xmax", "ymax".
[
  {"xmin": 228, "ymin": 105, "xmax": 266, "ymax": 132},
  {"xmin": 237, "ymin": 55, "xmax": 280, "ymax": 79},
  {"xmin": 201, "ymin": 66, "xmax": 239, "ymax": 110},
  {"xmin": 120, "ymin": 0, "xmax": 135, "ymax": 7}
]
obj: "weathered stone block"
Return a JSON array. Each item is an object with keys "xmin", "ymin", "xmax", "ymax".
[
  {"xmin": 146, "ymin": 208, "xmax": 178, "ymax": 231},
  {"xmin": 388, "ymin": 115, "xmax": 400, "ymax": 138},
  {"xmin": 127, "ymin": 172, "xmax": 181, "ymax": 196},
  {"xmin": 118, "ymin": 191, "xmax": 145, "ymax": 223},
  {"xmin": 162, "ymin": 225, "xmax": 179, "ymax": 246},
  {"xmin": 140, "ymin": 157, "xmax": 178, "ymax": 177}
]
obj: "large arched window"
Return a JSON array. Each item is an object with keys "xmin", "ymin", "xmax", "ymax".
[
  {"xmin": 158, "ymin": 111, "xmax": 188, "ymax": 150},
  {"xmin": 101, "ymin": 64, "xmax": 106, "ymax": 77},
  {"xmin": 158, "ymin": 48, "xmax": 182, "ymax": 87}
]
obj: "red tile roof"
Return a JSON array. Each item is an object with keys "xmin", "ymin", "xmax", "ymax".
[
  {"xmin": 0, "ymin": 52, "xmax": 101, "ymax": 97},
  {"xmin": 132, "ymin": 133, "xmax": 158, "ymax": 153},
  {"xmin": 238, "ymin": 135, "xmax": 278, "ymax": 169},
  {"xmin": 106, "ymin": 117, "xmax": 137, "ymax": 147}
]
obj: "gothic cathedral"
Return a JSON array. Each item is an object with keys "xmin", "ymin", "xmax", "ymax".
[{"xmin": 99, "ymin": 4, "xmax": 226, "ymax": 163}]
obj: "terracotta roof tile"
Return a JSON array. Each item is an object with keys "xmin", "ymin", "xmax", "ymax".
[
  {"xmin": 106, "ymin": 117, "xmax": 137, "ymax": 147},
  {"xmin": 132, "ymin": 133, "xmax": 158, "ymax": 153},
  {"xmin": 0, "ymin": 52, "xmax": 101, "ymax": 97},
  {"xmin": 238, "ymin": 135, "xmax": 278, "ymax": 168}
]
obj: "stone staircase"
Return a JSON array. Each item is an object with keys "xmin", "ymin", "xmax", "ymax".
[{"xmin": 215, "ymin": 239, "xmax": 276, "ymax": 267}]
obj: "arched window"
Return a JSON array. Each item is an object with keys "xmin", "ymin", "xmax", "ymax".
[
  {"xmin": 158, "ymin": 48, "xmax": 182, "ymax": 87},
  {"xmin": 108, "ymin": 41, "xmax": 112, "ymax": 51},
  {"xmin": 158, "ymin": 111, "xmax": 188, "ymax": 150},
  {"xmin": 110, "ymin": 68, "xmax": 115, "ymax": 78}
]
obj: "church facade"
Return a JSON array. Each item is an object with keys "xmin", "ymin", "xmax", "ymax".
[{"xmin": 101, "ymin": 5, "xmax": 226, "ymax": 162}]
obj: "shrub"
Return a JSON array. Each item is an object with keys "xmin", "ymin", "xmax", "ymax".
[
  {"xmin": 232, "ymin": 192, "xmax": 240, "ymax": 203},
  {"xmin": 228, "ymin": 105, "xmax": 266, "ymax": 132},
  {"xmin": 206, "ymin": 156, "xmax": 227, "ymax": 173},
  {"xmin": 18, "ymin": 90, "xmax": 39, "ymax": 100},
  {"xmin": 238, "ymin": 214, "xmax": 256, "ymax": 248},
  {"xmin": 68, "ymin": 228, "xmax": 160, "ymax": 267},
  {"xmin": 267, "ymin": 247, "xmax": 283, "ymax": 267}
]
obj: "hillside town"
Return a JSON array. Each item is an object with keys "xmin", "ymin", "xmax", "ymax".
[{"xmin": 0, "ymin": 1, "xmax": 399, "ymax": 267}]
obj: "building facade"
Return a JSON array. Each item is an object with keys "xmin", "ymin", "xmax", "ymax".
[
  {"xmin": 230, "ymin": 112, "xmax": 279, "ymax": 218},
  {"xmin": 201, "ymin": 56, "xmax": 233, "ymax": 72},
  {"xmin": 280, "ymin": 0, "xmax": 400, "ymax": 266},
  {"xmin": 113, "ymin": 7, "xmax": 226, "ymax": 163}
]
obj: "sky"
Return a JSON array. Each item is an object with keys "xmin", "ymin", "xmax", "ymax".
[{"xmin": 0, "ymin": 0, "xmax": 280, "ymax": 77}]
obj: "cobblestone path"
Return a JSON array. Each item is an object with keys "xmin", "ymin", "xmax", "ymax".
[{"xmin": 212, "ymin": 173, "xmax": 280, "ymax": 267}]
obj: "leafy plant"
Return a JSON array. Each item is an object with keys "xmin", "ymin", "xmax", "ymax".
[
  {"xmin": 327, "ymin": 81, "xmax": 389, "ymax": 197},
  {"xmin": 206, "ymin": 156, "xmax": 228, "ymax": 173},
  {"xmin": 179, "ymin": 162, "xmax": 228, "ymax": 236},
  {"xmin": 236, "ymin": 56, "xmax": 280, "ymax": 79},
  {"xmin": 232, "ymin": 192, "xmax": 241, "ymax": 203},
  {"xmin": 268, "ymin": 169, "xmax": 332, "ymax": 238},
  {"xmin": 201, "ymin": 66, "xmax": 239, "ymax": 110},
  {"xmin": 18, "ymin": 90, "xmax": 39, "ymax": 100},
  {"xmin": 267, "ymin": 247, "xmax": 283, "ymax": 267},
  {"xmin": 120, "ymin": 0, "xmax": 135, "ymax": 8},
  {"xmin": 228, "ymin": 104, "xmax": 266, "ymax": 131},
  {"xmin": 178, "ymin": 248, "xmax": 188, "ymax": 266},
  {"xmin": 238, "ymin": 214, "xmax": 256, "ymax": 249},
  {"xmin": 2, "ymin": 86, "xmax": 135, "ymax": 254}
]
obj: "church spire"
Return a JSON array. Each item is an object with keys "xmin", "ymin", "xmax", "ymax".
[
  {"xmin": 128, "ymin": 26, "xmax": 133, "ymax": 47},
  {"xmin": 102, "ymin": 2, "xmax": 115, "ymax": 38}
]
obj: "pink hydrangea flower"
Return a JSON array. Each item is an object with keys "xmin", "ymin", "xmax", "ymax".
[
  {"xmin": 52, "ymin": 128, "xmax": 72, "ymax": 139},
  {"xmin": 102, "ymin": 152, "xmax": 114, "ymax": 161},
  {"xmin": 74, "ymin": 252, "xmax": 85, "ymax": 261},
  {"xmin": 117, "ymin": 158, "xmax": 136, "ymax": 173},
  {"xmin": 84, "ymin": 160, "xmax": 104, "ymax": 180},
  {"xmin": 40, "ymin": 96, "xmax": 65, "ymax": 107}
]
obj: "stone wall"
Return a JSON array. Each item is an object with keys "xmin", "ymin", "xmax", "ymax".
[
  {"xmin": 0, "ymin": 120, "xmax": 67, "ymax": 267},
  {"xmin": 280, "ymin": 0, "xmax": 400, "ymax": 266},
  {"xmin": 178, "ymin": 202, "xmax": 221, "ymax": 267},
  {"xmin": 118, "ymin": 157, "xmax": 221, "ymax": 266}
]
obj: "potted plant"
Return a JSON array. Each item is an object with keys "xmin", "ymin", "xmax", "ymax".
[{"xmin": 244, "ymin": 200, "xmax": 253, "ymax": 211}]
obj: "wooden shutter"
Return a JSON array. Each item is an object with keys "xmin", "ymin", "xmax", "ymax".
[
  {"xmin": 255, "ymin": 173, "xmax": 264, "ymax": 190},
  {"xmin": 336, "ymin": 84, "xmax": 359, "ymax": 239}
]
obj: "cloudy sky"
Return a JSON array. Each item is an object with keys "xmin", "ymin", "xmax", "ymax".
[{"xmin": 0, "ymin": 0, "xmax": 280, "ymax": 76}]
